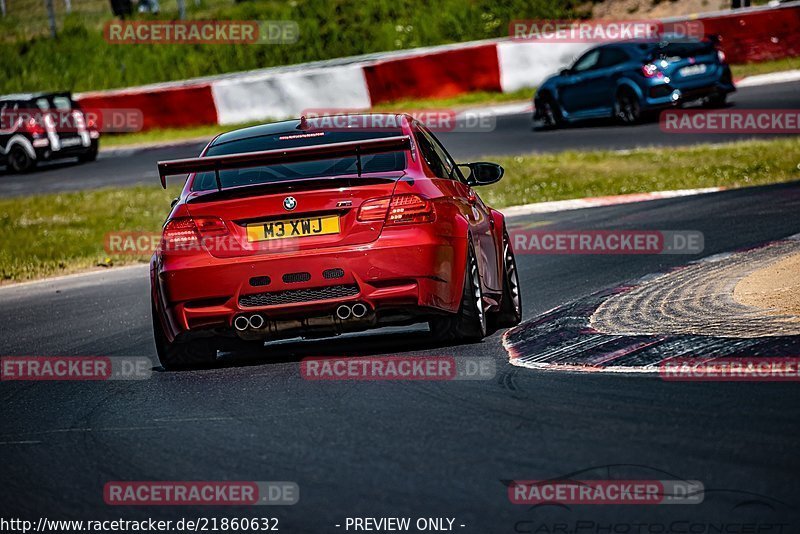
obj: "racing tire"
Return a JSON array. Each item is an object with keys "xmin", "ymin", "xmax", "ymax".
[
  {"xmin": 490, "ymin": 230, "xmax": 523, "ymax": 330},
  {"xmin": 615, "ymin": 88, "xmax": 641, "ymax": 125},
  {"xmin": 536, "ymin": 95, "xmax": 564, "ymax": 130},
  {"xmin": 703, "ymin": 93, "xmax": 727, "ymax": 109},
  {"xmin": 429, "ymin": 242, "xmax": 487, "ymax": 343},
  {"xmin": 8, "ymin": 145, "xmax": 36, "ymax": 173},
  {"xmin": 78, "ymin": 141, "xmax": 99, "ymax": 163},
  {"xmin": 152, "ymin": 302, "xmax": 218, "ymax": 370}
]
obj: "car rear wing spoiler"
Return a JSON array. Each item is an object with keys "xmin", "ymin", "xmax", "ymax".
[{"xmin": 156, "ymin": 135, "xmax": 412, "ymax": 190}]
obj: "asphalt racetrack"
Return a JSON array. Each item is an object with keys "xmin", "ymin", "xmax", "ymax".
[
  {"xmin": 2, "ymin": 180, "xmax": 800, "ymax": 530},
  {"xmin": 1, "ymin": 80, "xmax": 798, "ymax": 197}
]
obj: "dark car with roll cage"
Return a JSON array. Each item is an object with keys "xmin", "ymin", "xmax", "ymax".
[{"xmin": 0, "ymin": 91, "xmax": 100, "ymax": 173}]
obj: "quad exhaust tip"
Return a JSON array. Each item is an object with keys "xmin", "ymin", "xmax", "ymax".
[
  {"xmin": 236, "ymin": 304, "xmax": 370, "ymax": 332},
  {"xmin": 234, "ymin": 314, "xmax": 265, "ymax": 331},
  {"xmin": 234, "ymin": 315, "xmax": 250, "ymax": 331},
  {"xmin": 351, "ymin": 302, "xmax": 368, "ymax": 318},
  {"xmin": 336, "ymin": 304, "xmax": 352, "ymax": 320},
  {"xmin": 249, "ymin": 314, "xmax": 265, "ymax": 329},
  {"xmin": 336, "ymin": 302, "xmax": 369, "ymax": 320}
]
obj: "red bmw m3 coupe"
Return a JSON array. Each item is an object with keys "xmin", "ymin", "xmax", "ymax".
[{"xmin": 151, "ymin": 114, "xmax": 521, "ymax": 369}]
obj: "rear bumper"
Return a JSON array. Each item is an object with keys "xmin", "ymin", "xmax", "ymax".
[
  {"xmin": 34, "ymin": 137, "xmax": 98, "ymax": 161},
  {"xmin": 642, "ymin": 68, "xmax": 736, "ymax": 109},
  {"xmin": 152, "ymin": 226, "xmax": 467, "ymax": 342},
  {"xmin": 642, "ymin": 82, "xmax": 736, "ymax": 109}
]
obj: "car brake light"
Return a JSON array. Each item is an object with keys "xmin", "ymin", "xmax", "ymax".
[
  {"xmin": 641, "ymin": 63, "xmax": 662, "ymax": 78},
  {"xmin": 22, "ymin": 117, "xmax": 46, "ymax": 136},
  {"xmin": 717, "ymin": 49, "xmax": 726, "ymax": 63},
  {"xmin": 387, "ymin": 194, "xmax": 434, "ymax": 224},
  {"xmin": 194, "ymin": 216, "xmax": 228, "ymax": 236},
  {"xmin": 162, "ymin": 218, "xmax": 199, "ymax": 250},
  {"xmin": 357, "ymin": 194, "xmax": 434, "ymax": 225},
  {"xmin": 161, "ymin": 216, "xmax": 228, "ymax": 251},
  {"xmin": 357, "ymin": 197, "xmax": 391, "ymax": 222}
]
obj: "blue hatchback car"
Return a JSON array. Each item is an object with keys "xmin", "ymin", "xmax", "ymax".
[{"xmin": 533, "ymin": 38, "xmax": 736, "ymax": 128}]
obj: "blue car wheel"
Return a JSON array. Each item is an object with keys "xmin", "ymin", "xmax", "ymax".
[{"xmin": 615, "ymin": 88, "xmax": 641, "ymax": 124}]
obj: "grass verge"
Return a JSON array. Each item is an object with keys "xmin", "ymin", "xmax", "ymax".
[
  {"xmin": 0, "ymin": 185, "xmax": 181, "ymax": 283},
  {"xmin": 1, "ymin": 137, "xmax": 798, "ymax": 283},
  {"xmin": 480, "ymin": 137, "xmax": 800, "ymax": 208},
  {"xmin": 370, "ymin": 87, "xmax": 534, "ymax": 112},
  {"xmin": 731, "ymin": 56, "xmax": 800, "ymax": 79},
  {"xmin": 101, "ymin": 122, "xmax": 263, "ymax": 149}
]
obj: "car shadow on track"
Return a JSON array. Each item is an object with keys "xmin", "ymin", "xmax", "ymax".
[
  {"xmin": 154, "ymin": 326, "xmax": 492, "ymax": 373},
  {"xmin": 532, "ymin": 102, "xmax": 733, "ymax": 132},
  {"xmin": 533, "ymin": 116, "xmax": 622, "ymax": 132},
  {"xmin": 0, "ymin": 158, "xmax": 85, "ymax": 176}
]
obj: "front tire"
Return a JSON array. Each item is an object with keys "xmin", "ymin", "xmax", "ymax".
[
  {"xmin": 429, "ymin": 242, "xmax": 487, "ymax": 342},
  {"xmin": 536, "ymin": 95, "xmax": 564, "ymax": 130},
  {"xmin": 152, "ymin": 302, "xmax": 217, "ymax": 370}
]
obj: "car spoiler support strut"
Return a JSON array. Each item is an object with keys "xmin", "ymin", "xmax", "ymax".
[{"xmin": 156, "ymin": 135, "xmax": 412, "ymax": 189}]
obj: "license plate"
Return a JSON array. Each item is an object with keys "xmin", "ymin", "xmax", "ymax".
[
  {"xmin": 246, "ymin": 215, "xmax": 340, "ymax": 242},
  {"xmin": 679, "ymin": 64, "xmax": 707, "ymax": 77},
  {"xmin": 60, "ymin": 137, "xmax": 82, "ymax": 147}
]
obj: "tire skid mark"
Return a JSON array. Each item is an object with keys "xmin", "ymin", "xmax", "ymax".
[
  {"xmin": 592, "ymin": 238, "xmax": 800, "ymax": 338},
  {"xmin": 503, "ymin": 237, "xmax": 800, "ymax": 374}
]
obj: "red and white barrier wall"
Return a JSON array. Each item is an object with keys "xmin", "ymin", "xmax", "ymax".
[
  {"xmin": 77, "ymin": 83, "xmax": 218, "ymax": 131},
  {"xmin": 75, "ymin": 2, "xmax": 800, "ymax": 131},
  {"xmin": 211, "ymin": 64, "xmax": 372, "ymax": 125},
  {"xmin": 363, "ymin": 43, "xmax": 502, "ymax": 104}
]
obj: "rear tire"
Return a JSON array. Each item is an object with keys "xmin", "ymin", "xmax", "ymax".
[
  {"xmin": 8, "ymin": 145, "xmax": 36, "ymax": 173},
  {"xmin": 615, "ymin": 88, "xmax": 641, "ymax": 124},
  {"xmin": 491, "ymin": 230, "xmax": 523, "ymax": 329},
  {"xmin": 78, "ymin": 141, "xmax": 98, "ymax": 163},
  {"xmin": 703, "ymin": 92, "xmax": 727, "ymax": 108},
  {"xmin": 152, "ymin": 302, "xmax": 217, "ymax": 370},
  {"xmin": 429, "ymin": 242, "xmax": 487, "ymax": 343}
]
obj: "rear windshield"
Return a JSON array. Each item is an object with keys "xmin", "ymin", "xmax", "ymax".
[
  {"xmin": 654, "ymin": 41, "xmax": 714, "ymax": 59},
  {"xmin": 33, "ymin": 95, "xmax": 75, "ymax": 111},
  {"xmin": 193, "ymin": 129, "xmax": 407, "ymax": 192}
]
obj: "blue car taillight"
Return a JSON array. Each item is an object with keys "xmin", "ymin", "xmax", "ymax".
[{"xmin": 641, "ymin": 63, "xmax": 664, "ymax": 79}]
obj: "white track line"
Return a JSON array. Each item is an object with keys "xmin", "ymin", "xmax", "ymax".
[
  {"xmin": 501, "ymin": 187, "xmax": 723, "ymax": 217},
  {"xmin": 736, "ymin": 69, "xmax": 800, "ymax": 88}
]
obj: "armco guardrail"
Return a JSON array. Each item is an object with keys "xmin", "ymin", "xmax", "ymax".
[{"xmin": 75, "ymin": 2, "xmax": 800, "ymax": 131}]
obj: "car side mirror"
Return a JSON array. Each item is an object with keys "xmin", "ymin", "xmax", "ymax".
[
  {"xmin": 459, "ymin": 162, "xmax": 504, "ymax": 186},
  {"xmin": 560, "ymin": 68, "xmax": 572, "ymax": 76}
]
